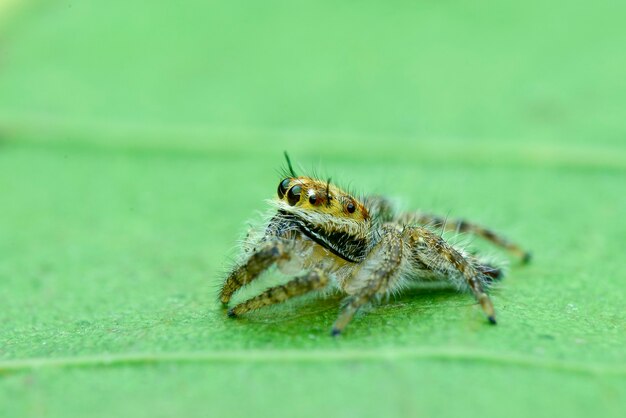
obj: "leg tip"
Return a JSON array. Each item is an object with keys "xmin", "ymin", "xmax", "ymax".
[
  {"xmin": 522, "ymin": 252, "xmax": 532, "ymax": 264},
  {"xmin": 330, "ymin": 328, "xmax": 342, "ymax": 337},
  {"xmin": 488, "ymin": 315, "xmax": 497, "ymax": 325},
  {"xmin": 227, "ymin": 309, "xmax": 238, "ymax": 318}
]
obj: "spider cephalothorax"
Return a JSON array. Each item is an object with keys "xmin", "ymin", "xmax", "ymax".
[
  {"xmin": 273, "ymin": 176, "xmax": 371, "ymax": 263},
  {"xmin": 220, "ymin": 154, "xmax": 530, "ymax": 336}
]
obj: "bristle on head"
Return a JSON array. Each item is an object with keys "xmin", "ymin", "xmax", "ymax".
[
  {"xmin": 284, "ymin": 151, "xmax": 297, "ymax": 177},
  {"xmin": 325, "ymin": 178, "xmax": 332, "ymax": 207}
]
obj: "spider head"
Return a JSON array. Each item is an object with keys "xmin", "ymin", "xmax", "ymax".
[{"xmin": 276, "ymin": 177, "xmax": 369, "ymax": 223}]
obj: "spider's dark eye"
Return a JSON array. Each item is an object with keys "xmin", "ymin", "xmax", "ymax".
[
  {"xmin": 277, "ymin": 178, "xmax": 290, "ymax": 199},
  {"xmin": 346, "ymin": 202, "xmax": 356, "ymax": 213},
  {"xmin": 309, "ymin": 194, "xmax": 317, "ymax": 205},
  {"xmin": 287, "ymin": 185, "xmax": 302, "ymax": 206}
]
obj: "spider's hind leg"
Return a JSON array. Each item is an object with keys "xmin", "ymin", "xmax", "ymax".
[
  {"xmin": 402, "ymin": 212, "xmax": 531, "ymax": 263},
  {"xmin": 475, "ymin": 261, "xmax": 503, "ymax": 284},
  {"xmin": 407, "ymin": 226, "xmax": 497, "ymax": 324},
  {"xmin": 228, "ymin": 268, "xmax": 329, "ymax": 317}
]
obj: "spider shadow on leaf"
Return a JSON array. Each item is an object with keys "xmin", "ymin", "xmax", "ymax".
[{"xmin": 225, "ymin": 282, "xmax": 500, "ymax": 331}]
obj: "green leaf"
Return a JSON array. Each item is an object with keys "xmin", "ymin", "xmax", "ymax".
[{"xmin": 0, "ymin": 1, "xmax": 625, "ymax": 417}]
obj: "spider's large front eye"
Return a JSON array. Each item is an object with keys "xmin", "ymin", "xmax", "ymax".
[
  {"xmin": 287, "ymin": 185, "xmax": 302, "ymax": 206},
  {"xmin": 277, "ymin": 178, "xmax": 290, "ymax": 199}
]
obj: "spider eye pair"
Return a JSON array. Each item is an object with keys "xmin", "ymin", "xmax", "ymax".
[
  {"xmin": 277, "ymin": 179, "xmax": 302, "ymax": 206},
  {"xmin": 277, "ymin": 178, "xmax": 355, "ymax": 213},
  {"xmin": 278, "ymin": 179, "xmax": 317, "ymax": 206}
]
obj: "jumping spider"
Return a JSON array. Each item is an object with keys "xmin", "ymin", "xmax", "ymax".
[{"xmin": 220, "ymin": 154, "xmax": 530, "ymax": 336}]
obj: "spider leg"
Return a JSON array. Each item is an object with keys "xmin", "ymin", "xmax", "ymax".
[
  {"xmin": 401, "ymin": 212, "xmax": 531, "ymax": 263},
  {"xmin": 220, "ymin": 238, "xmax": 291, "ymax": 305},
  {"xmin": 407, "ymin": 226, "xmax": 497, "ymax": 324},
  {"xmin": 331, "ymin": 227, "xmax": 404, "ymax": 336},
  {"xmin": 227, "ymin": 268, "xmax": 329, "ymax": 317},
  {"xmin": 473, "ymin": 259, "xmax": 503, "ymax": 283}
]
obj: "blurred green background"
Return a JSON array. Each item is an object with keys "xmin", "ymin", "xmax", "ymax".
[{"xmin": 0, "ymin": 1, "xmax": 625, "ymax": 417}]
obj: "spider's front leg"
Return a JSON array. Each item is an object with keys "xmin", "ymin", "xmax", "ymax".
[
  {"xmin": 406, "ymin": 226, "xmax": 497, "ymax": 324},
  {"xmin": 228, "ymin": 268, "xmax": 329, "ymax": 317},
  {"xmin": 331, "ymin": 225, "xmax": 405, "ymax": 336},
  {"xmin": 220, "ymin": 238, "xmax": 292, "ymax": 305}
]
